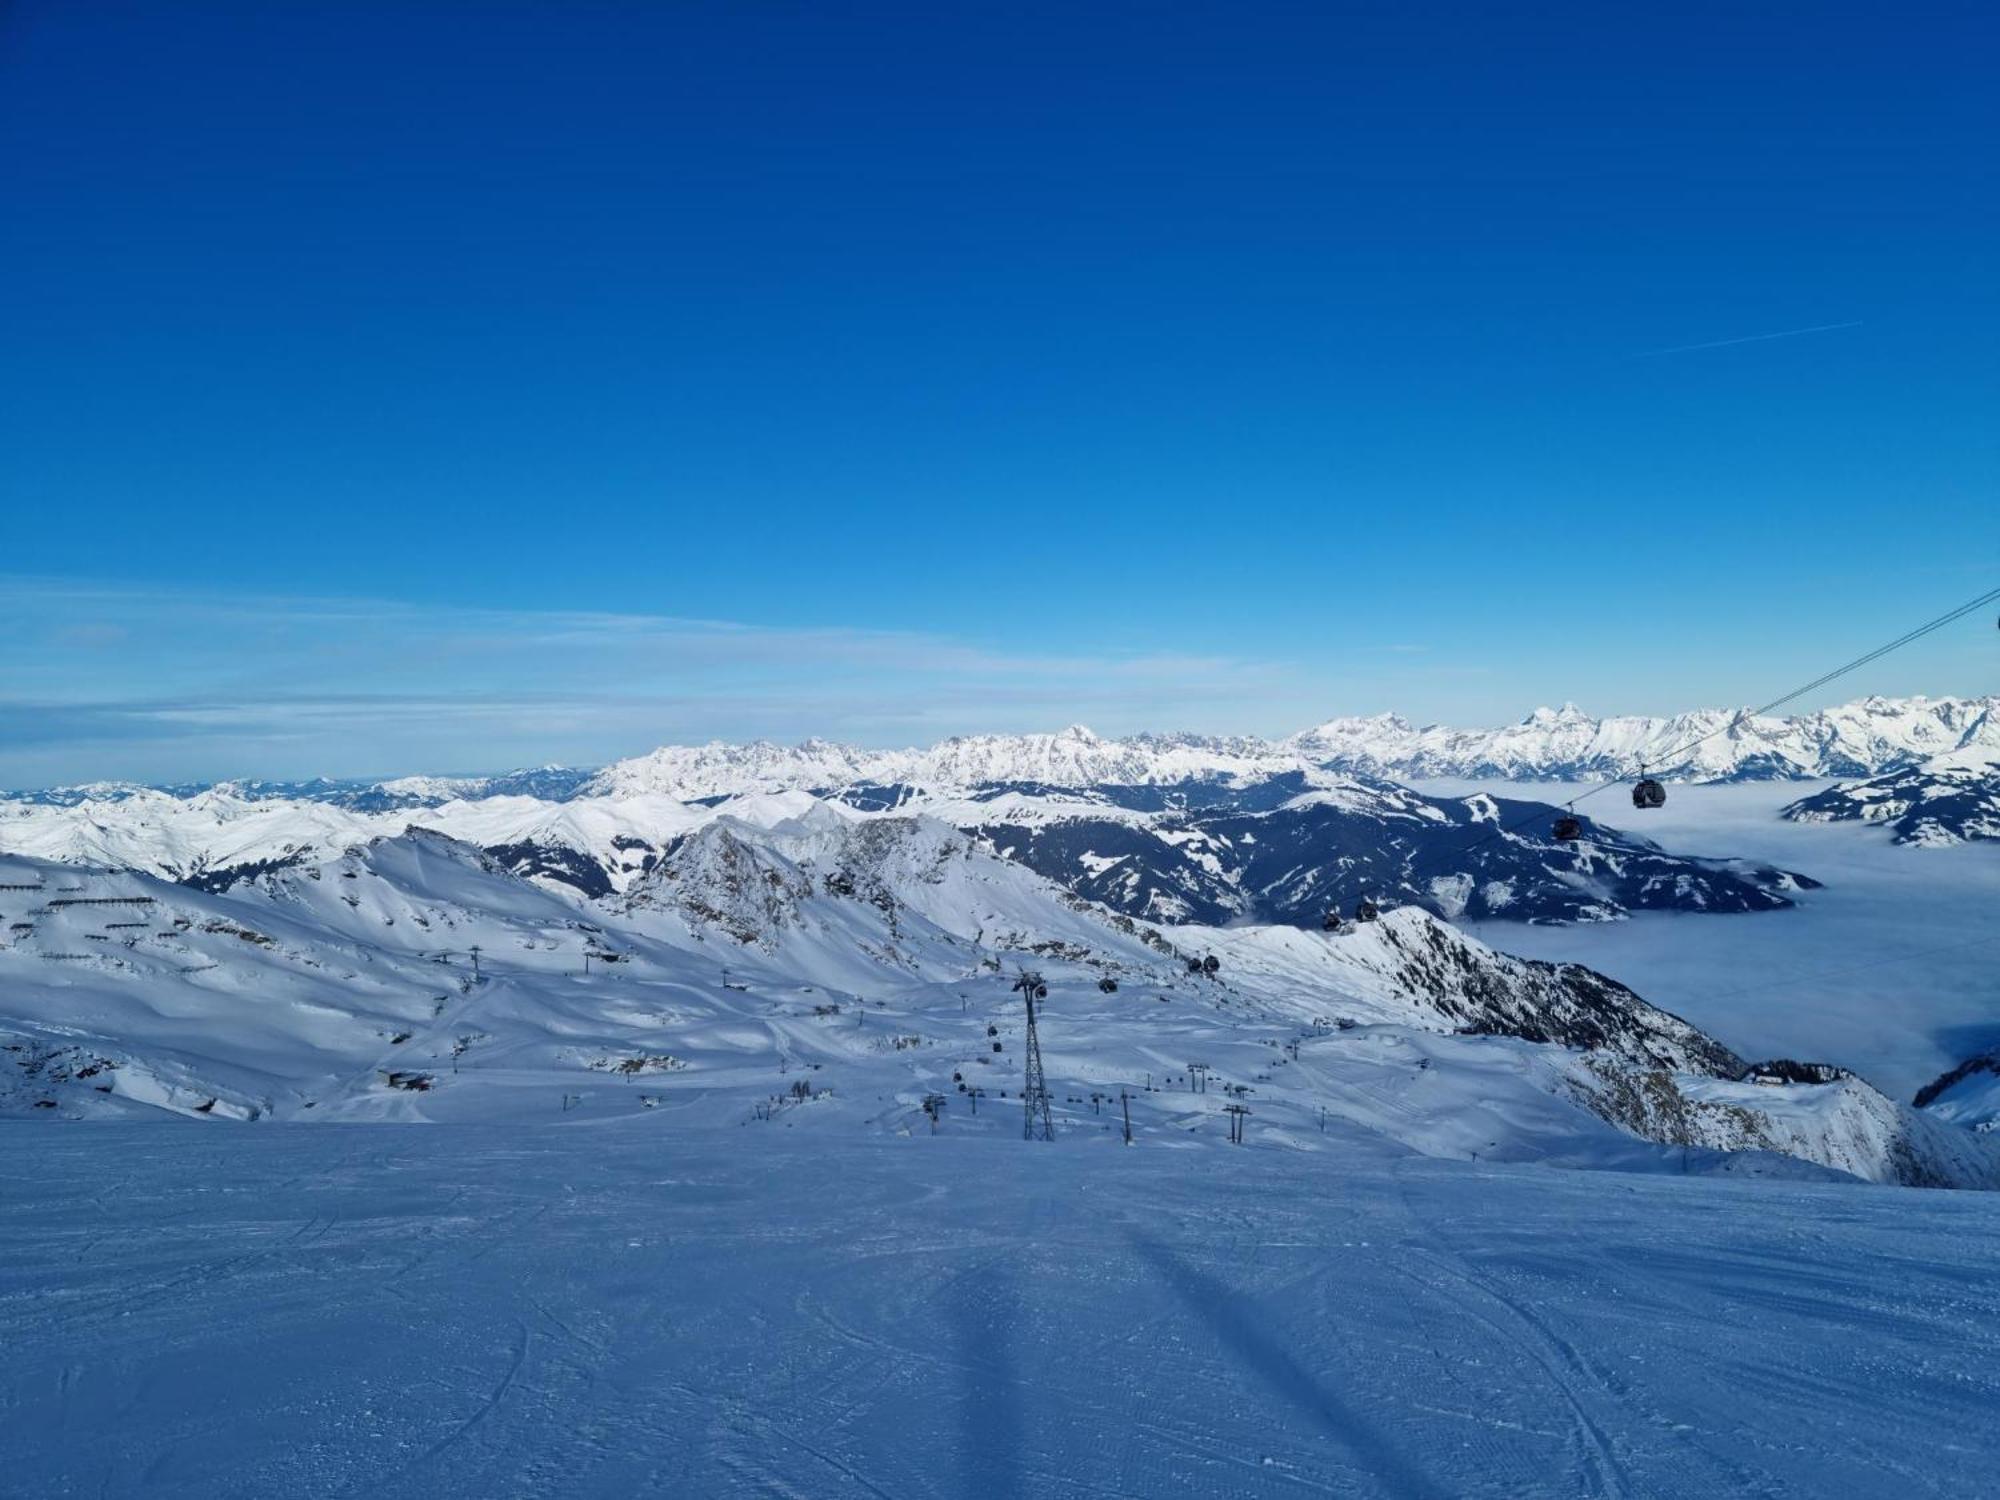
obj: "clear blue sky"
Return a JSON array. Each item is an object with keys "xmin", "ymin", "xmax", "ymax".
[{"xmin": 2, "ymin": 2, "xmax": 1995, "ymax": 784}]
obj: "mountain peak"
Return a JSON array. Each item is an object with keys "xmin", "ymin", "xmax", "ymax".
[{"xmin": 1524, "ymin": 702, "xmax": 1590, "ymax": 725}]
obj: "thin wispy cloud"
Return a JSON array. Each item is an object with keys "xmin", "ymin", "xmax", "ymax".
[
  {"xmin": 0, "ymin": 577, "xmax": 1324, "ymax": 785},
  {"xmin": 1634, "ymin": 320, "xmax": 1863, "ymax": 359}
]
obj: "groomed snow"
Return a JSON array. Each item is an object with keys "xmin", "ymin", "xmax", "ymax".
[{"xmin": 4, "ymin": 1124, "xmax": 1996, "ymax": 1498}]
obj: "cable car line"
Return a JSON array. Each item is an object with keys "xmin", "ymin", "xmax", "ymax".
[
  {"xmin": 1573, "ymin": 582, "xmax": 2000, "ymax": 804},
  {"xmin": 1329, "ymin": 581, "xmax": 2000, "ymax": 920}
]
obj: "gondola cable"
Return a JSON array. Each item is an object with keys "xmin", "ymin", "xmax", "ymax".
[
  {"xmin": 1346, "ymin": 581, "xmax": 2000, "ymax": 911},
  {"xmin": 1570, "ymin": 581, "xmax": 2000, "ymax": 808}
]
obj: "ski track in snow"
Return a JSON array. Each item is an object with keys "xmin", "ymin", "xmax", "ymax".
[{"xmin": 5, "ymin": 1125, "xmax": 1998, "ymax": 1499}]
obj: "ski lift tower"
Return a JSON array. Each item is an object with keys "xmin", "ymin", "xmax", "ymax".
[{"xmin": 1013, "ymin": 969, "xmax": 1055, "ymax": 1142}]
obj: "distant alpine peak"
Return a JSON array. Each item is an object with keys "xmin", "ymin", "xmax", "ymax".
[
  {"xmin": 1523, "ymin": 702, "xmax": 1590, "ymax": 725},
  {"xmin": 1297, "ymin": 710, "xmax": 1417, "ymax": 737}
]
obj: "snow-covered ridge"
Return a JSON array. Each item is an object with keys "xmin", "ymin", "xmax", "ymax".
[
  {"xmin": 586, "ymin": 696, "xmax": 2000, "ymax": 795},
  {"xmin": 1916, "ymin": 1052, "xmax": 2000, "ymax": 1132},
  {"xmin": 1289, "ymin": 695, "xmax": 2000, "ymax": 784},
  {"xmin": 1780, "ymin": 748, "xmax": 2000, "ymax": 847},
  {"xmin": 0, "ymin": 768, "xmax": 1813, "ymax": 929},
  {"xmin": 0, "ymin": 766, "xmax": 597, "ymax": 812},
  {"xmin": 3, "ymin": 827, "xmax": 1991, "ymax": 1189},
  {"xmin": 8, "ymin": 696, "xmax": 1989, "ymax": 809},
  {"xmin": 585, "ymin": 698, "xmax": 2000, "ymax": 797},
  {"xmin": 949, "ymin": 774, "xmax": 1811, "ymax": 927},
  {"xmin": 581, "ymin": 725, "xmax": 1291, "ymax": 800}
]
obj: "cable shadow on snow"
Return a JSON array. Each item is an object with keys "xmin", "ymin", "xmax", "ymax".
[
  {"xmin": 944, "ymin": 1261, "xmax": 1026, "ymax": 1500},
  {"xmin": 1128, "ymin": 1236, "xmax": 1447, "ymax": 1500}
]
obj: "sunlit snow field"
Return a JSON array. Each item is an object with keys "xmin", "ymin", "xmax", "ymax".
[
  {"xmin": 7, "ymin": 1124, "xmax": 2000, "ymax": 1499},
  {"xmin": 1441, "ymin": 779, "xmax": 2000, "ymax": 1102}
]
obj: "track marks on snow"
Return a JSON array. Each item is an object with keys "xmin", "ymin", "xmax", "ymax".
[
  {"xmin": 1388, "ymin": 1170, "xmax": 1789, "ymax": 1499},
  {"xmin": 1129, "ymin": 1234, "xmax": 1449, "ymax": 1499}
]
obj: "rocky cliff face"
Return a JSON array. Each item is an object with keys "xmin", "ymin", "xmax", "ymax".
[{"xmin": 1362, "ymin": 912, "xmax": 1745, "ymax": 1076}]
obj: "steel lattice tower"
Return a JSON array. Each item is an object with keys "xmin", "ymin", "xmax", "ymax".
[{"xmin": 1013, "ymin": 970, "xmax": 1055, "ymax": 1141}]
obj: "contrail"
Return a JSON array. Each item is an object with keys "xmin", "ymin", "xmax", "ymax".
[{"xmin": 1635, "ymin": 320, "xmax": 1863, "ymax": 358}]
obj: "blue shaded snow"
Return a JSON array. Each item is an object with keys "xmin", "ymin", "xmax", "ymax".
[{"xmin": 5, "ymin": 1122, "xmax": 1996, "ymax": 1498}]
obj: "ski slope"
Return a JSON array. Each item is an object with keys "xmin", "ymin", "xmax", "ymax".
[
  {"xmin": 4, "ymin": 1123, "xmax": 1997, "ymax": 1499},
  {"xmin": 11, "ymin": 818, "xmax": 1988, "ymax": 1187}
]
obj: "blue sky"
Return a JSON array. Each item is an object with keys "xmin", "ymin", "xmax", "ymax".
[{"xmin": 2, "ymin": 2, "xmax": 1995, "ymax": 784}]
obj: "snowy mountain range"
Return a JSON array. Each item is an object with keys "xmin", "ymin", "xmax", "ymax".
[
  {"xmin": 11, "ymin": 695, "xmax": 1994, "ymax": 810},
  {"xmin": 0, "ymin": 766, "xmax": 1810, "ymax": 928},
  {"xmin": 570, "ymin": 695, "xmax": 2000, "ymax": 794},
  {"xmin": 13, "ymin": 694, "xmax": 1975, "ymax": 931},
  {"xmin": 900, "ymin": 774, "xmax": 1809, "ymax": 926},
  {"xmin": 8, "ymin": 694, "xmax": 1993, "ymax": 1188},
  {"xmin": 1289, "ymin": 695, "xmax": 2000, "ymax": 784},
  {"xmin": 1781, "ymin": 748, "xmax": 2000, "ymax": 846},
  {"xmin": 4, "ymin": 816, "xmax": 1990, "ymax": 1188}
]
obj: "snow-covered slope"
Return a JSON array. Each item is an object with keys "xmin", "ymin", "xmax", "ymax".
[
  {"xmin": 4, "ymin": 822, "xmax": 1990, "ymax": 1188},
  {"xmin": 939, "ymin": 773, "xmax": 1811, "ymax": 926},
  {"xmin": 13, "ymin": 1127, "xmax": 2000, "ymax": 1498},
  {"xmin": 1780, "ymin": 747, "xmax": 2000, "ymax": 846},
  {"xmin": 0, "ymin": 763, "xmax": 1813, "ymax": 929},
  {"xmin": 0, "ymin": 784, "xmax": 723, "ymax": 898},
  {"xmin": 1572, "ymin": 1058, "xmax": 2000, "ymax": 1189},
  {"xmin": 1916, "ymin": 1052, "xmax": 2000, "ymax": 1132}
]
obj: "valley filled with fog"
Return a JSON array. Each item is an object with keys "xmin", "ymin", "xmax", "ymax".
[{"xmin": 1450, "ymin": 778, "xmax": 2000, "ymax": 1101}]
